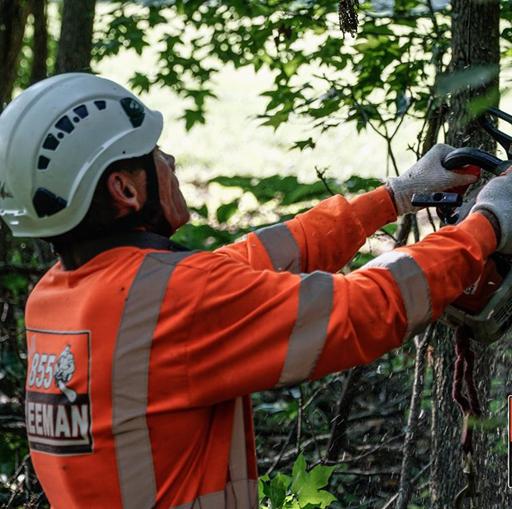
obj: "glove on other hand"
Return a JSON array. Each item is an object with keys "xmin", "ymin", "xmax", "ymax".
[
  {"xmin": 387, "ymin": 143, "xmax": 478, "ymax": 215},
  {"xmin": 471, "ymin": 172, "xmax": 512, "ymax": 253}
]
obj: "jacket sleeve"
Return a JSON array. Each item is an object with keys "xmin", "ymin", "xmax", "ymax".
[
  {"xmin": 214, "ymin": 186, "xmax": 397, "ymax": 274},
  {"xmin": 184, "ymin": 212, "xmax": 496, "ymax": 405}
]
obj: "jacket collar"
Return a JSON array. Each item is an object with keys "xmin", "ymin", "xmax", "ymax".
[{"xmin": 59, "ymin": 231, "xmax": 189, "ymax": 270}]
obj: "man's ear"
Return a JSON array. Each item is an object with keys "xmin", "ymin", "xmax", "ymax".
[{"xmin": 107, "ymin": 171, "xmax": 147, "ymax": 217}]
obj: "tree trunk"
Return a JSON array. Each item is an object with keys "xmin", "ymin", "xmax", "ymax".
[
  {"xmin": 0, "ymin": 0, "xmax": 30, "ymax": 110},
  {"xmin": 29, "ymin": 0, "xmax": 48, "ymax": 84},
  {"xmin": 0, "ymin": 0, "xmax": 29, "ymax": 256},
  {"xmin": 55, "ymin": 0, "xmax": 96, "ymax": 74},
  {"xmin": 430, "ymin": 1, "xmax": 501, "ymax": 508}
]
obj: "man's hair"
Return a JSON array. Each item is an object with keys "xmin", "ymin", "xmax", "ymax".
[{"xmin": 44, "ymin": 152, "xmax": 155, "ymax": 254}]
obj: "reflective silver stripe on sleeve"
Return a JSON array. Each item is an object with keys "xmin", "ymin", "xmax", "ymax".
[
  {"xmin": 363, "ymin": 251, "xmax": 432, "ymax": 338},
  {"xmin": 255, "ymin": 223, "xmax": 301, "ymax": 273},
  {"xmin": 113, "ymin": 251, "xmax": 194, "ymax": 509},
  {"xmin": 278, "ymin": 271, "xmax": 333, "ymax": 387}
]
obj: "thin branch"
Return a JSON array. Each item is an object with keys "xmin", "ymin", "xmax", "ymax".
[
  {"xmin": 336, "ymin": 468, "xmax": 401, "ymax": 477},
  {"xmin": 395, "ymin": 325, "xmax": 434, "ymax": 509},
  {"xmin": 325, "ymin": 366, "xmax": 365, "ymax": 462},
  {"xmin": 412, "ymin": 214, "xmax": 420, "ymax": 243},
  {"xmin": 426, "ymin": 208, "xmax": 438, "ymax": 232},
  {"xmin": 378, "ymin": 228, "xmax": 398, "ymax": 242},
  {"xmin": 265, "ymin": 423, "xmax": 296, "ymax": 476},
  {"xmin": 381, "ymin": 462, "xmax": 432, "ymax": 509},
  {"xmin": 296, "ymin": 386, "xmax": 304, "ymax": 454},
  {"xmin": 394, "ymin": 214, "xmax": 413, "ymax": 247},
  {"xmin": 315, "ymin": 166, "xmax": 336, "ymax": 196}
]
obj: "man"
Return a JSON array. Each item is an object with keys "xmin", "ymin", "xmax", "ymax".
[{"xmin": 0, "ymin": 73, "xmax": 509, "ymax": 509}]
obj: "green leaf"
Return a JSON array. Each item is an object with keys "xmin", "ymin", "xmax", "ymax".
[
  {"xmin": 436, "ymin": 65, "xmax": 499, "ymax": 97},
  {"xmin": 381, "ymin": 223, "xmax": 398, "ymax": 236},
  {"xmin": 259, "ymin": 475, "xmax": 269, "ymax": 500},
  {"xmin": 467, "ymin": 88, "xmax": 500, "ymax": 118},
  {"xmin": 171, "ymin": 224, "xmax": 237, "ymax": 250},
  {"xmin": 216, "ymin": 199, "xmax": 240, "ymax": 223},
  {"xmin": 343, "ymin": 176, "xmax": 382, "ymax": 193},
  {"xmin": 268, "ymin": 473, "xmax": 291, "ymax": 508},
  {"xmin": 190, "ymin": 205, "xmax": 209, "ymax": 219},
  {"xmin": 290, "ymin": 455, "xmax": 337, "ymax": 508},
  {"xmin": 0, "ymin": 273, "xmax": 29, "ymax": 295},
  {"xmin": 209, "ymin": 175, "xmax": 255, "ymax": 190},
  {"xmin": 260, "ymin": 110, "xmax": 291, "ymax": 130},
  {"xmin": 281, "ymin": 181, "xmax": 332, "ymax": 205},
  {"xmin": 291, "ymin": 138, "xmax": 316, "ymax": 151},
  {"xmin": 306, "ymin": 464, "xmax": 336, "ymax": 492},
  {"xmin": 181, "ymin": 109, "xmax": 206, "ymax": 130},
  {"xmin": 350, "ymin": 251, "xmax": 375, "ymax": 270}
]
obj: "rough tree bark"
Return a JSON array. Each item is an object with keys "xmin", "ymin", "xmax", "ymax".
[
  {"xmin": 55, "ymin": 0, "xmax": 97, "ymax": 74},
  {"xmin": 29, "ymin": 0, "xmax": 48, "ymax": 84},
  {"xmin": 430, "ymin": 1, "xmax": 501, "ymax": 507},
  {"xmin": 0, "ymin": 0, "xmax": 30, "ymax": 110},
  {"xmin": 0, "ymin": 0, "xmax": 30, "ymax": 263}
]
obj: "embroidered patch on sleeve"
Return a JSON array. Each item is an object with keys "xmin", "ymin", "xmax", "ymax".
[{"xmin": 25, "ymin": 329, "xmax": 93, "ymax": 455}]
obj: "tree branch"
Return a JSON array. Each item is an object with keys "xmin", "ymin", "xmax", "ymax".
[{"xmin": 396, "ymin": 325, "xmax": 434, "ymax": 509}]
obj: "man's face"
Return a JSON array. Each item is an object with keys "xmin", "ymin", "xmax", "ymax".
[{"xmin": 153, "ymin": 148, "xmax": 190, "ymax": 232}]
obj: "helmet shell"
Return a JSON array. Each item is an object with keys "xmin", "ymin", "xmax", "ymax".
[{"xmin": 0, "ymin": 73, "xmax": 163, "ymax": 237}]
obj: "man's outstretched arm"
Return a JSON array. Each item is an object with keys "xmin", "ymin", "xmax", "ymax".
[
  {"xmin": 216, "ymin": 186, "xmax": 397, "ymax": 274},
  {"xmin": 215, "ymin": 144, "xmax": 477, "ymax": 274},
  {"xmin": 179, "ymin": 211, "xmax": 496, "ymax": 406}
]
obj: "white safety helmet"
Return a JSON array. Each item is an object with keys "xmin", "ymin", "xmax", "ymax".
[{"xmin": 0, "ymin": 73, "xmax": 163, "ymax": 237}]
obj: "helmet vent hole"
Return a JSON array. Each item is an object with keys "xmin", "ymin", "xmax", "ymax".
[
  {"xmin": 33, "ymin": 187, "xmax": 67, "ymax": 217},
  {"xmin": 37, "ymin": 156, "xmax": 51, "ymax": 170},
  {"xmin": 57, "ymin": 133, "xmax": 64, "ymax": 139},
  {"xmin": 94, "ymin": 100, "xmax": 106, "ymax": 110},
  {"xmin": 55, "ymin": 115, "xmax": 75, "ymax": 133},
  {"xmin": 42, "ymin": 134, "xmax": 59, "ymax": 151},
  {"xmin": 120, "ymin": 97, "xmax": 145, "ymax": 127},
  {"xmin": 73, "ymin": 104, "xmax": 88, "ymax": 119}
]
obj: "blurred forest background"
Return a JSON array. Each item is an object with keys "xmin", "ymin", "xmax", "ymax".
[{"xmin": 1, "ymin": 0, "xmax": 512, "ymax": 508}]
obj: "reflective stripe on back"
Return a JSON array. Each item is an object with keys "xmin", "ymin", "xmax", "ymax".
[
  {"xmin": 278, "ymin": 271, "xmax": 333, "ymax": 387},
  {"xmin": 170, "ymin": 398, "xmax": 257, "ymax": 509},
  {"xmin": 255, "ymin": 223, "xmax": 301, "ymax": 273},
  {"xmin": 170, "ymin": 480, "xmax": 258, "ymax": 509},
  {"xmin": 227, "ymin": 397, "xmax": 255, "ymax": 509},
  {"xmin": 363, "ymin": 251, "xmax": 432, "ymax": 338},
  {"xmin": 112, "ymin": 251, "xmax": 194, "ymax": 509}
]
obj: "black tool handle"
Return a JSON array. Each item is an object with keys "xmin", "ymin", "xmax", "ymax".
[
  {"xmin": 411, "ymin": 192, "xmax": 462, "ymax": 208},
  {"xmin": 443, "ymin": 147, "xmax": 504, "ymax": 175},
  {"xmin": 479, "ymin": 107, "xmax": 512, "ymax": 158}
]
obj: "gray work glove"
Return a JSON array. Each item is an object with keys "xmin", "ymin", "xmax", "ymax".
[
  {"xmin": 471, "ymin": 171, "xmax": 512, "ymax": 253},
  {"xmin": 386, "ymin": 144, "xmax": 479, "ymax": 215}
]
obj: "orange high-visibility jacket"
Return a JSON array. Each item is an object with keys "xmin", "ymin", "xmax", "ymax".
[{"xmin": 24, "ymin": 187, "xmax": 496, "ymax": 509}]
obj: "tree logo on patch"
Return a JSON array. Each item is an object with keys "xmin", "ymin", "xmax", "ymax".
[
  {"xmin": 25, "ymin": 329, "xmax": 93, "ymax": 455},
  {"xmin": 55, "ymin": 345, "xmax": 77, "ymax": 403}
]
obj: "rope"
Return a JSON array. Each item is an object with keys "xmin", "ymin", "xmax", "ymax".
[
  {"xmin": 452, "ymin": 327, "xmax": 481, "ymax": 454},
  {"xmin": 452, "ymin": 327, "xmax": 481, "ymax": 507}
]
